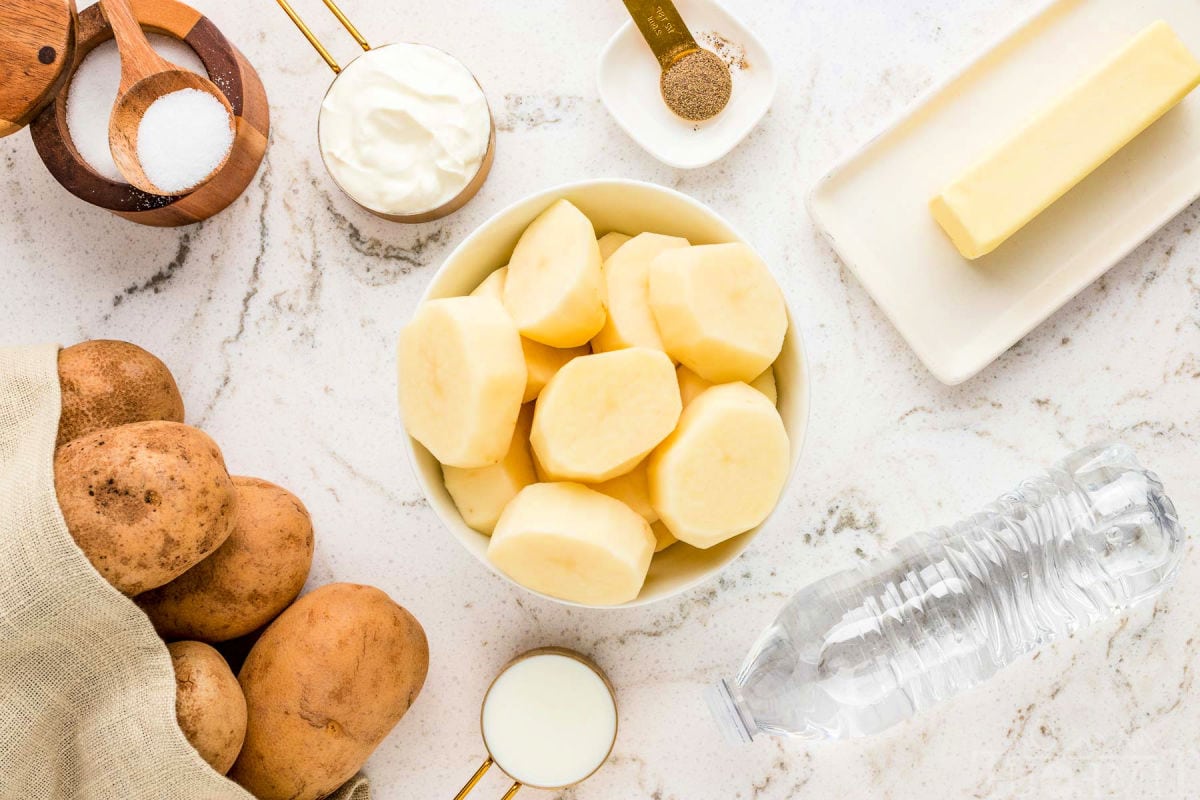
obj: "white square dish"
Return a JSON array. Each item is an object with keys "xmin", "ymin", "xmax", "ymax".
[
  {"xmin": 597, "ymin": 0, "xmax": 776, "ymax": 169},
  {"xmin": 807, "ymin": 0, "xmax": 1200, "ymax": 385}
]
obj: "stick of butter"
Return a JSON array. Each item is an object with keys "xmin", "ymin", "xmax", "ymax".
[{"xmin": 931, "ymin": 21, "xmax": 1200, "ymax": 260}]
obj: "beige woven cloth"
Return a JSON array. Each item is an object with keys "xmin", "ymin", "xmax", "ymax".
[{"xmin": 0, "ymin": 345, "xmax": 368, "ymax": 800}]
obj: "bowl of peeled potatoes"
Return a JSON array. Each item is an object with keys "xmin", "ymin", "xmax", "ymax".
[{"xmin": 396, "ymin": 179, "xmax": 809, "ymax": 608}]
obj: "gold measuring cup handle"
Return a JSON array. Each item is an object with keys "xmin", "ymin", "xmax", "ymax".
[
  {"xmin": 453, "ymin": 757, "xmax": 494, "ymax": 800},
  {"xmin": 452, "ymin": 757, "xmax": 522, "ymax": 800},
  {"xmin": 273, "ymin": 0, "xmax": 372, "ymax": 73}
]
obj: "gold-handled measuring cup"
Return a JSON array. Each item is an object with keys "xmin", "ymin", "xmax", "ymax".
[
  {"xmin": 272, "ymin": 0, "xmax": 495, "ymax": 222},
  {"xmin": 454, "ymin": 648, "xmax": 619, "ymax": 799}
]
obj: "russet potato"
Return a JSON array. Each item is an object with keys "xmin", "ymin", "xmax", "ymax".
[
  {"xmin": 54, "ymin": 420, "xmax": 237, "ymax": 595},
  {"xmin": 56, "ymin": 339, "xmax": 184, "ymax": 446},
  {"xmin": 168, "ymin": 641, "xmax": 247, "ymax": 775},
  {"xmin": 230, "ymin": 584, "xmax": 429, "ymax": 800},
  {"xmin": 137, "ymin": 476, "xmax": 314, "ymax": 642}
]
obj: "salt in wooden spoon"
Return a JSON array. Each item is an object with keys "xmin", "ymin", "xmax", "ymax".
[{"xmin": 100, "ymin": 0, "xmax": 234, "ymax": 195}]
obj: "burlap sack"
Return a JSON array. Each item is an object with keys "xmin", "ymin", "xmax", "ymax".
[{"xmin": 0, "ymin": 344, "xmax": 368, "ymax": 800}]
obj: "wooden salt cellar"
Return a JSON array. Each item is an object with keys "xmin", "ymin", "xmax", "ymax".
[{"xmin": 25, "ymin": 0, "xmax": 269, "ymax": 226}]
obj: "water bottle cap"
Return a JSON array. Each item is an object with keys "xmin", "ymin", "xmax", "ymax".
[{"xmin": 705, "ymin": 680, "xmax": 754, "ymax": 745}]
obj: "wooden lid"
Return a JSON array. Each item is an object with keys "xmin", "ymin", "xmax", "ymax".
[{"xmin": 0, "ymin": 0, "xmax": 77, "ymax": 137}]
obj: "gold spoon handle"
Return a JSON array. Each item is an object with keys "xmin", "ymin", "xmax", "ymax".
[
  {"xmin": 98, "ymin": 0, "xmax": 173, "ymax": 92},
  {"xmin": 499, "ymin": 783, "xmax": 522, "ymax": 800},
  {"xmin": 621, "ymin": 0, "xmax": 699, "ymax": 69},
  {"xmin": 453, "ymin": 757, "xmax": 494, "ymax": 800}
]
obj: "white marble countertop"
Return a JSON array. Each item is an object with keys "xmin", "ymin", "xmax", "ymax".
[{"xmin": 3, "ymin": 0, "xmax": 1199, "ymax": 797}]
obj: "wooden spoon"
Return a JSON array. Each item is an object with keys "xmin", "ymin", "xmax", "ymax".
[{"xmin": 100, "ymin": 0, "xmax": 234, "ymax": 195}]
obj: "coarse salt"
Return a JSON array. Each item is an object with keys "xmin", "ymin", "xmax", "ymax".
[
  {"xmin": 66, "ymin": 35, "xmax": 207, "ymax": 183},
  {"xmin": 136, "ymin": 88, "xmax": 234, "ymax": 194}
]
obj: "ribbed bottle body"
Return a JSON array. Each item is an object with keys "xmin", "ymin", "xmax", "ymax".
[{"xmin": 710, "ymin": 443, "xmax": 1184, "ymax": 742}]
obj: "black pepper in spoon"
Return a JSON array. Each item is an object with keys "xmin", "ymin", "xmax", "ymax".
[
  {"xmin": 661, "ymin": 49, "xmax": 732, "ymax": 121},
  {"xmin": 622, "ymin": 0, "xmax": 733, "ymax": 122}
]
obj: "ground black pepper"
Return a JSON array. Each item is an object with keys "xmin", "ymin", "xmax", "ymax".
[{"xmin": 660, "ymin": 49, "xmax": 732, "ymax": 122}]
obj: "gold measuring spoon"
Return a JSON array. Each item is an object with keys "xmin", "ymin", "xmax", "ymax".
[
  {"xmin": 622, "ymin": 0, "xmax": 732, "ymax": 122},
  {"xmin": 100, "ymin": 0, "xmax": 234, "ymax": 195},
  {"xmin": 454, "ymin": 648, "xmax": 618, "ymax": 799}
]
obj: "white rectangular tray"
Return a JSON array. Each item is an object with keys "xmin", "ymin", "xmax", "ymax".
[{"xmin": 807, "ymin": 0, "xmax": 1200, "ymax": 385}]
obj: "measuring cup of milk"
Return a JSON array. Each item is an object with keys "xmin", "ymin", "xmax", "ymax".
[{"xmin": 454, "ymin": 648, "xmax": 618, "ymax": 798}]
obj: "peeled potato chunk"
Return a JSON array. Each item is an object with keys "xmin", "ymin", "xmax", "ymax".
[
  {"xmin": 470, "ymin": 266, "xmax": 508, "ymax": 301},
  {"xmin": 651, "ymin": 521, "xmax": 677, "ymax": 553},
  {"xmin": 531, "ymin": 447, "xmax": 560, "ymax": 483},
  {"xmin": 676, "ymin": 364, "xmax": 712, "ymax": 408},
  {"xmin": 398, "ymin": 296, "xmax": 526, "ymax": 468},
  {"xmin": 443, "ymin": 405, "xmax": 536, "ymax": 534},
  {"xmin": 677, "ymin": 364, "xmax": 777, "ymax": 408},
  {"xmin": 472, "ymin": 266, "xmax": 588, "ymax": 402},
  {"xmin": 489, "ymin": 482, "xmax": 655, "ymax": 605},
  {"xmin": 532, "ymin": 348, "xmax": 681, "ymax": 483},
  {"xmin": 590, "ymin": 461, "xmax": 657, "ymax": 523},
  {"xmin": 504, "ymin": 199, "xmax": 605, "ymax": 347},
  {"xmin": 597, "ymin": 232, "xmax": 631, "ymax": 261},
  {"xmin": 592, "ymin": 233, "xmax": 689, "ymax": 355},
  {"xmin": 522, "ymin": 341, "xmax": 589, "ymax": 403},
  {"xmin": 648, "ymin": 383, "xmax": 789, "ymax": 549},
  {"xmin": 649, "ymin": 243, "xmax": 787, "ymax": 383},
  {"xmin": 750, "ymin": 366, "xmax": 777, "ymax": 406}
]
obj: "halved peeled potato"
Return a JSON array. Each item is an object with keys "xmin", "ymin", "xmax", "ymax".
[
  {"xmin": 591, "ymin": 233, "xmax": 689, "ymax": 355},
  {"xmin": 472, "ymin": 267, "xmax": 588, "ymax": 402},
  {"xmin": 677, "ymin": 364, "xmax": 777, "ymax": 408},
  {"xmin": 589, "ymin": 461, "xmax": 656, "ymax": 523},
  {"xmin": 399, "ymin": 297, "xmax": 526, "ymax": 468},
  {"xmin": 504, "ymin": 199, "xmax": 605, "ymax": 347},
  {"xmin": 488, "ymin": 482, "xmax": 655, "ymax": 605},
  {"xmin": 443, "ymin": 405, "xmax": 536, "ymax": 534},
  {"xmin": 750, "ymin": 367, "xmax": 777, "ymax": 406},
  {"xmin": 651, "ymin": 521, "xmax": 677, "ymax": 552},
  {"xmin": 649, "ymin": 243, "xmax": 787, "ymax": 383},
  {"xmin": 676, "ymin": 364, "xmax": 711, "ymax": 408},
  {"xmin": 470, "ymin": 267, "xmax": 507, "ymax": 301},
  {"xmin": 531, "ymin": 348, "xmax": 681, "ymax": 482},
  {"xmin": 597, "ymin": 231, "xmax": 631, "ymax": 260},
  {"xmin": 648, "ymin": 382, "xmax": 789, "ymax": 548},
  {"xmin": 530, "ymin": 447, "xmax": 559, "ymax": 483}
]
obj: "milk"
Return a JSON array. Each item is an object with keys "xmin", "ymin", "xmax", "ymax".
[{"xmin": 481, "ymin": 653, "xmax": 616, "ymax": 788}]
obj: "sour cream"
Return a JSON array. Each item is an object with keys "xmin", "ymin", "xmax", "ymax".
[{"xmin": 318, "ymin": 43, "xmax": 491, "ymax": 216}]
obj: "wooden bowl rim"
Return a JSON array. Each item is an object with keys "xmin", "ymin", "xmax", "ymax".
[{"xmin": 29, "ymin": 0, "xmax": 257, "ymax": 213}]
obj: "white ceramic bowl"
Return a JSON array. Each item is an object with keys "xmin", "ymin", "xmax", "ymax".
[
  {"xmin": 402, "ymin": 179, "xmax": 810, "ymax": 608},
  {"xmin": 597, "ymin": 0, "xmax": 776, "ymax": 169}
]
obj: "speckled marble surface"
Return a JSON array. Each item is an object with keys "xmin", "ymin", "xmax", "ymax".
[{"xmin": 3, "ymin": 0, "xmax": 1199, "ymax": 797}]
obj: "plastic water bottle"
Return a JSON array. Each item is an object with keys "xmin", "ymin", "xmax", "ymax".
[{"xmin": 707, "ymin": 442, "xmax": 1185, "ymax": 742}]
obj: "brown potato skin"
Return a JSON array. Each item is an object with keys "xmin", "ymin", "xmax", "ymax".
[
  {"xmin": 54, "ymin": 421, "xmax": 238, "ymax": 595},
  {"xmin": 57, "ymin": 340, "xmax": 185, "ymax": 447},
  {"xmin": 230, "ymin": 584, "xmax": 429, "ymax": 800},
  {"xmin": 137, "ymin": 476, "xmax": 315, "ymax": 642},
  {"xmin": 168, "ymin": 641, "xmax": 248, "ymax": 775}
]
